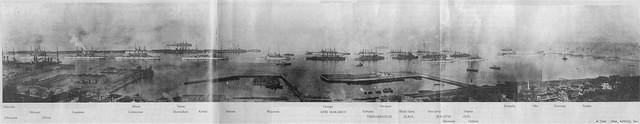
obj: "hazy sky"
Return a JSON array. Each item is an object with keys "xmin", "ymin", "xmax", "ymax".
[
  {"xmin": 218, "ymin": 0, "xmax": 640, "ymax": 54},
  {"xmin": 218, "ymin": 0, "xmax": 440, "ymax": 51},
  {"xmin": 1, "ymin": 0, "xmax": 639, "ymax": 52},
  {"xmin": 1, "ymin": 0, "xmax": 210, "ymax": 50}
]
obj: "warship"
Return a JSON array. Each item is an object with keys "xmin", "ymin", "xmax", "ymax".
[
  {"xmin": 28, "ymin": 46, "xmax": 61, "ymax": 65},
  {"xmin": 212, "ymin": 43, "xmax": 260, "ymax": 53},
  {"xmin": 64, "ymin": 47, "xmax": 106, "ymax": 60},
  {"xmin": 305, "ymin": 48, "xmax": 346, "ymax": 61},
  {"xmin": 421, "ymin": 52, "xmax": 452, "ymax": 62},
  {"xmin": 182, "ymin": 53, "xmax": 228, "ymax": 60},
  {"xmin": 356, "ymin": 49, "xmax": 384, "ymax": 61},
  {"xmin": 3, "ymin": 46, "xmax": 62, "ymax": 67},
  {"xmin": 2, "ymin": 48, "xmax": 20, "ymax": 65},
  {"xmin": 391, "ymin": 49, "xmax": 418, "ymax": 60},
  {"xmin": 450, "ymin": 51, "xmax": 471, "ymax": 58},
  {"xmin": 114, "ymin": 46, "xmax": 160, "ymax": 60},
  {"xmin": 306, "ymin": 48, "xmax": 350, "ymax": 55},
  {"xmin": 264, "ymin": 52, "xmax": 290, "ymax": 60},
  {"xmin": 153, "ymin": 41, "xmax": 204, "ymax": 54}
]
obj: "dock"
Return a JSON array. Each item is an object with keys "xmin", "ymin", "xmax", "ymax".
[
  {"xmin": 320, "ymin": 72, "xmax": 472, "ymax": 88},
  {"xmin": 183, "ymin": 74, "xmax": 303, "ymax": 102},
  {"xmin": 105, "ymin": 67, "xmax": 154, "ymax": 93},
  {"xmin": 320, "ymin": 72, "xmax": 421, "ymax": 84}
]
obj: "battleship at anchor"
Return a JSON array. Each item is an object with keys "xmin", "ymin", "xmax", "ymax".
[
  {"xmin": 305, "ymin": 48, "xmax": 346, "ymax": 61},
  {"xmin": 114, "ymin": 46, "xmax": 160, "ymax": 60},
  {"xmin": 64, "ymin": 47, "xmax": 106, "ymax": 60},
  {"xmin": 181, "ymin": 53, "xmax": 228, "ymax": 60}
]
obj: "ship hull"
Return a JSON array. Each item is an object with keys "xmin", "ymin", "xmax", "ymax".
[
  {"xmin": 276, "ymin": 63, "xmax": 292, "ymax": 66},
  {"xmin": 114, "ymin": 56, "xmax": 160, "ymax": 60},
  {"xmin": 305, "ymin": 56, "xmax": 346, "ymax": 61},
  {"xmin": 213, "ymin": 49, "xmax": 248, "ymax": 53},
  {"xmin": 356, "ymin": 56, "xmax": 384, "ymax": 61},
  {"xmin": 392, "ymin": 55, "xmax": 418, "ymax": 60},
  {"xmin": 422, "ymin": 59, "xmax": 454, "ymax": 63},
  {"xmin": 181, "ymin": 57, "xmax": 227, "ymax": 60},
  {"xmin": 265, "ymin": 57, "xmax": 290, "ymax": 60},
  {"xmin": 64, "ymin": 56, "xmax": 106, "ymax": 59}
]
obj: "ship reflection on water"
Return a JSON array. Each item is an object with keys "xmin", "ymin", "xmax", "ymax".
[{"xmin": 3, "ymin": 48, "xmax": 640, "ymax": 102}]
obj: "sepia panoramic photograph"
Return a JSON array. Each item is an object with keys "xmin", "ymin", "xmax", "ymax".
[{"xmin": 2, "ymin": 0, "xmax": 639, "ymax": 102}]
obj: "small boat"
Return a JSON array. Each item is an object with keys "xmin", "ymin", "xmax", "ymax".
[
  {"xmin": 275, "ymin": 61, "xmax": 292, "ymax": 66},
  {"xmin": 466, "ymin": 68, "xmax": 479, "ymax": 72},
  {"xmin": 489, "ymin": 65, "xmax": 501, "ymax": 70},
  {"xmin": 363, "ymin": 88, "xmax": 394, "ymax": 95},
  {"xmin": 499, "ymin": 48, "xmax": 516, "ymax": 56},
  {"xmin": 605, "ymin": 56, "xmax": 620, "ymax": 61},
  {"xmin": 265, "ymin": 53, "xmax": 290, "ymax": 60},
  {"xmin": 355, "ymin": 62, "xmax": 363, "ymax": 67},
  {"xmin": 382, "ymin": 88, "xmax": 394, "ymax": 93}
]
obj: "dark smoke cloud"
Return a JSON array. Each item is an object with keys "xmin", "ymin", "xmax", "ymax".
[
  {"xmin": 32, "ymin": 35, "xmax": 44, "ymax": 46},
  {"xmin": 74, "ymin": 27, "xmax": 88, "ymax": 40}
]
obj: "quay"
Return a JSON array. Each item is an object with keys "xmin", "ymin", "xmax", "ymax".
[
  {"xmin": 183, "ymin": 74, "xmax": 303, "ymax": 102},
  {"xmin": 320, "ymin": 72, "xmax": 471, "ymax": 88},
  {"xmin": 105, "ymin": 67, "xmax": 154, "ymax": 93}
]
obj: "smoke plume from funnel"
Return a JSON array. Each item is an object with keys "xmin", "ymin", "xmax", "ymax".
[{"xmin": 68, "ymin": 28, "xmax": 87, "ymax": 49}]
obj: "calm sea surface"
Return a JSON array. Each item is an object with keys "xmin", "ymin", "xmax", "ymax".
[{"xmin": 37, "ymin": 51, "xmax": 639, "ymax": 100}]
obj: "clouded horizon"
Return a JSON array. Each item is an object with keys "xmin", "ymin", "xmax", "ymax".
[
  {"xmin": 218, "ymin": 0, "xmax": 640, "ymax": 54},
  {"xmin": 2, "ymin": 0, "xmax": 639, "ymax": 54},
  {"xmin": 1, "ymin": 1, "xmax": 210, "ymax": 51}
]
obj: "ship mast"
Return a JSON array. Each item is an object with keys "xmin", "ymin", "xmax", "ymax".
[
  {"xmin": 614, "ymin": 44, "xmax": 618, "ymax": 58},
  {"xmin": 12, "ymin": 47, "xmax": 15, "ymax": 60},
  {"xmin": 56, "ymin": 46, "xmax": 60, "ymax": 62}
]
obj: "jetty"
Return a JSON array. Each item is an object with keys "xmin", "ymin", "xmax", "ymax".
[{"xmin": 320, "ymin": 72, "xmax": 471, "ymax": 88}]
